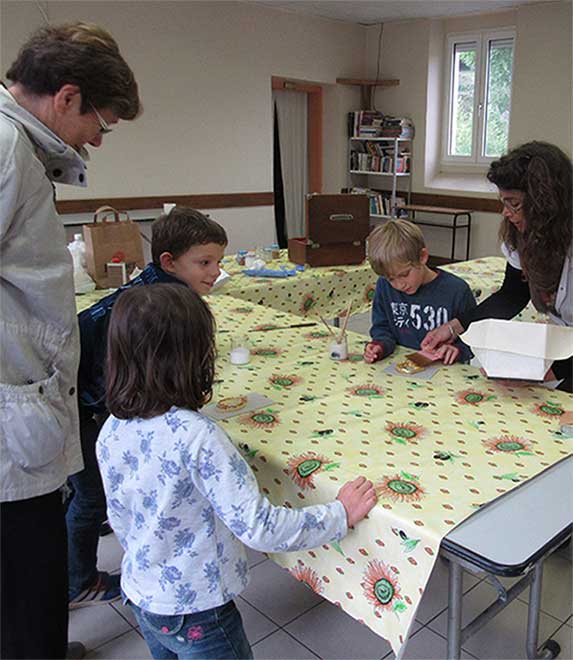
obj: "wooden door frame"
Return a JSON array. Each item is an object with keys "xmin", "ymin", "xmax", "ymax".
[{"xmin": 271, "ymin": 76, "xmax": 322, "ymax": 193}]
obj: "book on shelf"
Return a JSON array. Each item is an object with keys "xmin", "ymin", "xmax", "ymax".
[
  {"xmin": 347, "ymin": 110, "xmax": 385, "ymax": 138},
  {"xmin": 380, "ymin": 116, "xmax": 415, "ymax": 139},
  {"xmin": 350, "ymin": 150, "xmax": 410, "ymax": 173},
  {"xmin": 342, "ymin": 187, "xmax": 401, "ymax": 217}
]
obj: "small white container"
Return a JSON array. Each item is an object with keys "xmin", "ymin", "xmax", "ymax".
[
  {"xmin": 163, "ymin": 203, "xmax": 176, "ymax": 215},
  {"xmin": 244, "ymin": 252, "xmax": 256, "ymax": 268},
  {"xmin": 230, "ymin": 337, "xmax": 250, "ymax": 365},
  {"xmin": 329, "ymin": 338, "xmax": 348, "ymax": 361}
]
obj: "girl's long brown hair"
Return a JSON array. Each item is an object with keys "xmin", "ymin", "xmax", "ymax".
[
  {"xmin": 488, "ymin": 141, "xmax": 572, "ymax": 310},
  {"xmin": 106, "ymin": 284, "xmax": 216, "ymax": 419}
]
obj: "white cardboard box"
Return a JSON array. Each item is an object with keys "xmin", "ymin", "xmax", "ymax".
[{"xmin": 460, "ymin": 319, "xmax": 573, "ymax": 381}]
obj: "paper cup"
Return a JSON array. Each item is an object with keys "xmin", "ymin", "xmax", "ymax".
[{"xmin": 329, "ymin": 338, "xmax": 348, "ymax": 361}]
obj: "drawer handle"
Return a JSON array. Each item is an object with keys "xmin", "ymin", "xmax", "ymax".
[{"xmin": 329, "ymin": 214, "xmax": 354, "ymax": 222}]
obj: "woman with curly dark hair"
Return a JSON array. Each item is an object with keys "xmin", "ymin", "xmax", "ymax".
[{"xmin": 422, "ymin": 141, "xmax": 572, "ymax": 391}]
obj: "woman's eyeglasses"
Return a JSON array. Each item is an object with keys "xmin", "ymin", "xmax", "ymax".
[
  {"xmin": 499, "ymin": 196, "xmax": 523, "ymax": 214},
  {"xmin": 89, "ymin": 103, "xmax": 113, "ymax": 135}
]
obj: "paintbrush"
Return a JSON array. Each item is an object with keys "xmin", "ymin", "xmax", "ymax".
[
  {"xmin": 319, "ymin": 315, "xmax": 336, "ymax": 338},
  {"xmin": 337, "ymin": 300, "xmax": 353, "ymax": 344}
]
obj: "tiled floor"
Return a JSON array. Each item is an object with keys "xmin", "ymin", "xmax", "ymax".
[
  {"xmin": 71, "ymin": 315, "xmax": 572, "ymax": 659},
  {"xmin": 72, "ymin": 535, "xmax": 572, "ymax": 659}
]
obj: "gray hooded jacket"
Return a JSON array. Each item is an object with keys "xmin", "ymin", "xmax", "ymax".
[{"xmin": 0, "ymin": 85, "xmax": 86, "ymax": 501}]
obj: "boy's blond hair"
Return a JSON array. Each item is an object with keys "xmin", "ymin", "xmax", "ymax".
[{"xmin": 367, "ymin": 219, "xmax": 425, "ymax": 277}]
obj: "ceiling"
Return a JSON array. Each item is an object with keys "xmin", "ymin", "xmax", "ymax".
[{"xmin": 254, "ymin": 0, "xmax": 554, "ymax": 25}]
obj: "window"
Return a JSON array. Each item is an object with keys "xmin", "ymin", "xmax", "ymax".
[{"xmin": 443, "ymin": 29, "xmax": 515, "ymax": 165}]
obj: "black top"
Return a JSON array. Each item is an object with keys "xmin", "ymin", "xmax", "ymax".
[{"xmin": 458, "ymin": 262, "xmax": 572, "ymax": 392}]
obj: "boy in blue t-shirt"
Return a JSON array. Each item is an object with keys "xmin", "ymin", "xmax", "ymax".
[{"xmin": 364, "ymin": 219, "xmax": 476, "ymax": 365}]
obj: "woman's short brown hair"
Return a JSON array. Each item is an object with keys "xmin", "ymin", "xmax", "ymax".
[
  {"xmin": 106, "ymin": 284, "xmax": 216, "ymax": 419},
  {"xmin": 151, "ymin": 208, "xmax": 228, "ymax": 265},
  {"xmin": 6, "ymin": 22, "xmax": 141, "ymax": 119},
  {"xmin": 367, "ymin": 220, "xmax": 425, "ymax": 278}
]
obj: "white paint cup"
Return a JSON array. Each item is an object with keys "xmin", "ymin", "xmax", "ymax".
[
  {"xmin": 230, "ymin": 337, "xmax": 250, "ymax": 365},
  {"xmin": 329, "ymin": 337, "xmax": 348, "ymax": 361},
  {"xmin": 163, "ymin": 203, "xmax": 176, "ymax": 214}
]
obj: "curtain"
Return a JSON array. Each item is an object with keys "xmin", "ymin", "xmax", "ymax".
[{"xmin": 272, "ymin": 90, "xmax": 308, "ymax": 239}]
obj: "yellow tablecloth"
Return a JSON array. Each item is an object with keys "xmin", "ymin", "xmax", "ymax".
[
  {"xmin": 215, "ymin": 252, "xmax": 376, "ymax": 319},
  {"xmin": 76, "ymin": 254, "xmax": 546, "ymax": 324},
  {"xmin": 207, "ymin": 295, "xmax": 572, "ymax": 656},
  {"xmin": 73, "ymin": 288, "xmax": 571, "ymax": 654}
]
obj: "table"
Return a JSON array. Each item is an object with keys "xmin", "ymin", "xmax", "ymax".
[
  {"xmin": 205, "ymin": 294, "xmax": 572, "ymax": 656},
  {"xmin": 76, "ymin": 254, "xmax": 545, "ymax": 324},
  {"xmin": 402, "ymin": 204, "xmax": 472, "ymax": 262},
  {"xmin": 442, "ymin": 456, "xmax": 572, "ymax": 659},
  {"xmin": 215, "ymin": 252, "xmax": 377, "ymax": 319}
]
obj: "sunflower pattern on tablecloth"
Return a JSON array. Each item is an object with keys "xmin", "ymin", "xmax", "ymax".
[
  {"xmin": 75, "ymin": 284, "xmax": 571, "ymax": 658},
  {"xmin": 286, "ymin": 452, "xmax": 340, "ymax": 490}
]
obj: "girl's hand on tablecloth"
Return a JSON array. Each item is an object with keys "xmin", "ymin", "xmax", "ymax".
[{"xmin": 337, "ymin": 476, "xmax": 377, "ymax": 528}]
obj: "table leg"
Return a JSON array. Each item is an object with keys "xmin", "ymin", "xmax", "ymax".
[
  {"xmin": 465, "ymin": 213, "xmax": 471, "ymax": 261},
  {"xmin": 451, "ymin": 215, "xmax": 458, "ymax": 262},
  {"xmin": 525, "ymin": 561, "xmax": 559, "ymax": 659},
  {"xmin": 447, "ymin": 560, "xmax": 463, "ymax": 660}
]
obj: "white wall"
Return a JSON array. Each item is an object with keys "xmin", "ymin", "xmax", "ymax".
[
  {"xmin": 365, "ymin": 1, "xmax": 572, "ymax": 259},
  {"xmin": 1, "ymin": 0, "xmax": 364, "ymax": 251},
  {"xmin": 3, "ymin": 1, "xmax": 570, "ymax": 257}
]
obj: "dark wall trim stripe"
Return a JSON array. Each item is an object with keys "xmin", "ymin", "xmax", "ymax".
[
  {"xmin": 56, "ymin": 192, "xmax": 274, "ymax": 215},
  {"xmin": 56, "ymin": 191, "xmax": 501, "ymax": 216},
  {"xmin": 410, "ymin": 192, "xmax": 502, "ymax": 214}
]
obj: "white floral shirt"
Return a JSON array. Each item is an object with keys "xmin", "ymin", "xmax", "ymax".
[{"xmin": 97, "ymin": 407, "xmax": 347, "ymax": 615}]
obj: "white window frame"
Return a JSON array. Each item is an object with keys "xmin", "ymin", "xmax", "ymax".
[{"xmin": 442, "ymin": 28, "xmax": 516, "ymax": 168}]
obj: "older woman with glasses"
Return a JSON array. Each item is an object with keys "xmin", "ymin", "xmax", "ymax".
[{"xmin": 422, "ymin": 141, "xmax": 572, "ymax": 391}]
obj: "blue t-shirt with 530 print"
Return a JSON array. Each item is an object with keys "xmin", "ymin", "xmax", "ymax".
[{"xmin": 370, "ymin": 269, "xmax": 476, "ymax": 362}]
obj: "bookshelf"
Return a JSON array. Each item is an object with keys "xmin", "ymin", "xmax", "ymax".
[{"xmin": 346, "ymin": 136, "xmax": 412, "ymax": 221}]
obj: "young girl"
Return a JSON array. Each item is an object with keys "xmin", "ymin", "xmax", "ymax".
[{"xmin": 97, "ymin": 283, "xmax": 377, "ymax": 660}]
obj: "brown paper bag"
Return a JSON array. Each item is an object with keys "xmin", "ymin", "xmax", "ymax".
[{"xmin": 83, "ymin": 206, "xmax": 145, "ymax": 288}]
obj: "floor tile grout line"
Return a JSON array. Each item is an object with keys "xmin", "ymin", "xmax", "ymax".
[
  {"xmin": 250, "ymin": 627, "xmax": 285, "ymax": 649},
  {"xmin": 238, "ymin": 592, "xmax": 325, "ymax": 629},
  {"xmin": 236, "ymin": 594, "xmax": 284, "ymax": 630},
  {"xmin": 275, "ymin": 598, "xmax": 326, "ymax": 628},
  {"xmin": 275, "ymin": 626, "xmax": 322, "ymax": 659},
  {"xmin": 419, "ymin": 576, "xmax": 484, "ymax": 630},
  {"xmin": 89, "ymin": 626, "xmax": 139, "ymax": 653},
  {"xmin": 109, "ymin": 602, "xmax": 139, "ymax": 630}
]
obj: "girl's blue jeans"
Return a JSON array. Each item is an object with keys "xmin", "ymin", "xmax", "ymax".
[{"xmin": 127, "ymin": 598, "xmax": 254, "ymax": 660}]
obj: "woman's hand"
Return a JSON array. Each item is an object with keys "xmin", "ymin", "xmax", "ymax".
[
  {"xmin": 435, "ymin": 343, "xmax": 460, "ymax": 365},
  {"xmin": 421, "ymin": 318, "xmax": 464, "ymax": 352},
  {"xmin": 421, "ymin": 324, "xmax": 453, "ymax": 352}
]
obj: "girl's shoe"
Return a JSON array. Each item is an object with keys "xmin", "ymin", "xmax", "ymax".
[{"xmin": 69, "ymin": 571, "xmax": 121, "ymax": 609}]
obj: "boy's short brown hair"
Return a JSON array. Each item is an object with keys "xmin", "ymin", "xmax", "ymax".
[
  {"xmin": 367, "ymin": 219, "xmax": 426, "ymax": 278},
  {"xmin": 151, "ymin": 207, "xmax": 228, "ymax": 265},
  {"xmin": 6, "ymin": 22, "xmax": 140, "ymax": 119}
]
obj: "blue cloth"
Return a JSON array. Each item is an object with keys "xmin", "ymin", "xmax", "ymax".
[
  {"xmin": 128, "ymin": 598, "xmax": 253, "ymax": 660},
  {"xmin": 96, "ymin": 406, "xmax": 347, "ymax": 615},
  {"xmin": 77, "ymin": 263, "xmax": 184, "ymax": 414},
  {"xmin": 242, "ymin": 267, "xmax": 297, "ymax": 277},
  {"xmin": 370, "ymin": 269, "xmax": 476, "ymax": 362}
]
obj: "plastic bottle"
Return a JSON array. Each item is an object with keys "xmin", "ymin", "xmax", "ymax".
[{"xmin": 67, "ymin": 233, "xmax": 96, "ymax": 293}]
